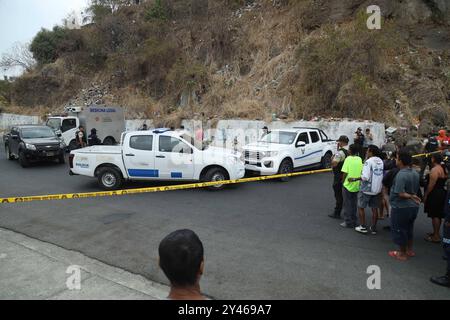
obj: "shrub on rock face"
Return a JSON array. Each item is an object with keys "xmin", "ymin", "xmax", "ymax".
[
  {"xmin": 30, "ymin": 27, "xmax": 65, "ymax": 65},
  {"xmin": 145, "ymin": 0, "xmax": 168, "ymax": 21},
  {"xmin": 0, "ymin": 80, "xmax": 11, "ymax": 106},
  {"xmin": 30, "ymin": 27, "xmax": 83, "ymax": 65}
]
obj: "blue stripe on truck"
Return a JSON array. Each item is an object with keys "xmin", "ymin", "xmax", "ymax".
[
  {"xmin": 128, "ymin": 169, "xmax": 159, "ymax": 178},
  {"xmin": 171, "ymin": 172, "xmax": 183, "ymax": 178},
  {"xmin": 294, "ymin": 150, "xmax": 323, "ymax": 160}
]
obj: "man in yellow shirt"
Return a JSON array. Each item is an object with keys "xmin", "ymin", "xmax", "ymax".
[{"xmin": 340, "ymin": 144, "xmax": 364, "ymax": 228}]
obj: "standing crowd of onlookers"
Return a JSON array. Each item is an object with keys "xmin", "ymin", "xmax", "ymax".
[
  {"xmin": 155, "ymin": 128, "xmax": 450, "ymax": 301},
  {"xmin": 329, "ymin": 128, "xmax": 450, "ymax": 288}
]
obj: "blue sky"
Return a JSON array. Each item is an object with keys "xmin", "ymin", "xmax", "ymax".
[{"xmin": 0, "ymin": 0, "xmax": 90, "ymax": 76}]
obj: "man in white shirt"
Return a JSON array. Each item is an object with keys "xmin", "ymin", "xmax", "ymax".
[{"xmin": 351, "ymin": 145, "xmax": 384, "ymax": 235}]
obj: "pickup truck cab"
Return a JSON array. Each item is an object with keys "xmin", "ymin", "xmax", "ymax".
[
  {"xmin": 69, "ymin": 129, "xmax": 245, "ymax": 190},
  {"xmin": 242, "ymin": 128, "xmax": 336, "ymax": 180}
]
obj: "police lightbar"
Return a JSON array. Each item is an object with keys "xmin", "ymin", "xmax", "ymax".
[
  {"xmin": 64, "ymin": 106, "xmax": 83, "ymax": 113},
  {"xmin": 153, "ymin": 128, "xmax": 172, "ymax": 134}
]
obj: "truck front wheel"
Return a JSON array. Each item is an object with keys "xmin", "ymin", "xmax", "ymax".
[
  {"xmin": 321, "ymin": 152, "xmax": 332, "ymax": 169},
  {"xmin": 202, "ymin": 167, "xmax": 228, "ymax": 191},
  {"xmin": 97, "ymin": 167, "xmax": 123, "ymax": 190},
  {"xmin": 18, "ymin": 150, "xmax": 30, "ymax": 168},
  {"xmin": 278, "ymin": 159, "xmax": 293, "ymax": 182},
  {"xmin": 68, "ymin": 140, "xmax": 78, "ymax": 151}
]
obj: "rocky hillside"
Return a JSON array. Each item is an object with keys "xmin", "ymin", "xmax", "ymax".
[{"xmin": 3, "ymin": 0, "xmax": 450, "ymax": 129}]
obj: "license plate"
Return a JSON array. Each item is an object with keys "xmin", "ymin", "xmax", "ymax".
[{"xmin": 46, "ymin": 151, "xmax": 56, "ymax": 156}]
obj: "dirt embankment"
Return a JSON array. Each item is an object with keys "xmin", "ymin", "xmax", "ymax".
[{"xmin": 3, "ymin": 0, "xmax": 449, "ymax": 129}]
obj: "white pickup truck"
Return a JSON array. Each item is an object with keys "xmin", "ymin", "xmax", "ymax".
[
  {"xmin": 242, "ymin": 128, "xmax": 336, "ymax": 180},
  {"xmin": 69, "ymin": 129, "xmax": 245, "ymax": 190}
]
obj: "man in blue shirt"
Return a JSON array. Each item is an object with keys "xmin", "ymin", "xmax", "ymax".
[{"xmin": 430, "ymin": 190, "xmax": 450, "ymax": 287}]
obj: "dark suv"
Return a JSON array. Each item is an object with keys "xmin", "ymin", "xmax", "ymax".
[{"xmin": 4, "ymin": 125, "xmax": 66, "ymax": 168}]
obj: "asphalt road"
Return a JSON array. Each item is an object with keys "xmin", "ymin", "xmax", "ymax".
[{"xmin": 0, "ymin": 148, "xmax": 449, "ymax": 299}]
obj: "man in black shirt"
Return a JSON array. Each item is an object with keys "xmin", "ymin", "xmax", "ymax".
[
  {"xmin": 420, "ymin": 134, "xmax": 439, "ymax": 179},
  {"xmin": 329, "ymin": 136, "xmax": 349, "ymax": 219},
  {"xmin": 430, "ymin": 191, "xmax": 450, "ymax": 287},
  {"xmin": 88, "ymin": 128, "xmax": 101, "ymax": 146},
  {"xmin": 354, "ymin": 128, "xmax": 365, "ymax": 159}
]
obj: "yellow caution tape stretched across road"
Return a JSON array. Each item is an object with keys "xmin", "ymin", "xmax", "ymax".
[
  {"xmin": 0, "ymin": 149, "xmax": 445, "ymax": 204},
  {"xmin": 0, "ymin": 169, "xmax": 332, "ymax": 204}
]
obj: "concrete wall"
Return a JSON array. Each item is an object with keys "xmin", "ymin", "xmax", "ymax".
[
  {"xmin": 176, "ymin": 119, "xmax": 386, "ymax": 150},
  {"xmin": 271, "ymin": 120, "xmax": 385, "ymax": 146},
  {"xmin": 206, "ymin": 120, "xmax": 386, "ymax": 150},
  {"xmin": 125, "ymin": 120, "xmax": 154, "ymax": 132},
  {"xmin": 1, "ymin": 114, "xmax": 385, "ymax": 151},
  {"xmin": 0, "ymin": 113, "xmax": 40, "ymax": 132}
]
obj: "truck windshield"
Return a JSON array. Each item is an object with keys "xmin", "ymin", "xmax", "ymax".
[
  {"xmin": 181, "ymin": 134, "xmax": 207, "ymax": 150},
  {"xmin": 47, "ymin": 118, "xmax": 61, "ymax": 131},
  {"xmin": 22, "ymin": 127, "xmax": 56, "ymax": 139},
  {"xmin": 259, "ymin": 131, "xmax": 297, "ymax": 145}
]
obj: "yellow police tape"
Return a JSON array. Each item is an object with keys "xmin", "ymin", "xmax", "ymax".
[
  {"xmin": 0, "ymin": 150, "xmax": 443, "ymax": 204},
  {"xmin": 0, "ymin": 169, "xmax": 332, "ymax": 204}
]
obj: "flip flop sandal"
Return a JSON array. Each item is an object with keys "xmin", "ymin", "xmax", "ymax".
[
  {"xmin": 424, "ymin": 236, "xmax": 441, "ymax": 244},
  {"xmin": 389, "ymin": 251, "xmax": 408, "ymax": 261},
  {"xmin": 406, "ymin": 251, "xmax": 416, "ymax": 257}
]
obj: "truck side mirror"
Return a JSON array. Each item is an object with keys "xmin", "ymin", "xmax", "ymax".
[
  {"xmin": 296, "ymin": 141, "xmax": 306, "ymax": 148},
  {"xmin": 56, "ymin": 130, "xmax": 62, "ymax": 137}
]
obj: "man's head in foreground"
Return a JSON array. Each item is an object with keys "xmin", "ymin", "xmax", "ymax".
[{"xmin": 159, "ymin": 229, "xmax": 205, "ymax": 300}]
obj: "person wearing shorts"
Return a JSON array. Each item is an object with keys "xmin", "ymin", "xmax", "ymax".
[{"xmin": 353, "ymin": 145, "xmax": 384, "ymax": 235}]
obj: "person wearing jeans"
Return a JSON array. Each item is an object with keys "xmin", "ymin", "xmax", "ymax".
[
  {"xmin": 340, "ymin": 144, "xmax": 363, "ymax": 228},
  {"xmin": 388, "ymin": 150, "xmax": 422, "ymax": 261}
]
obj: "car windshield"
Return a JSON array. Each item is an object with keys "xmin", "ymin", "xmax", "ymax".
[
  {"xmin": 21, "ymin": 127, "xmax": 56, "ymax": 139},
  {"xmin": 259, "ymin": 131, "xmax": 297, "ymax": 145},
  {"xmin": 46, "ymin": 119, "xmax": 61, "ymax": 131}
]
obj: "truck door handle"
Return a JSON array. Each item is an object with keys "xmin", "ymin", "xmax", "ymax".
[
  {"xmin": 125, "ymin": 154, "xmax": 135, "ymax": 157},
  {"xmin": 156, "ymin": 155, "xmax": 166, "ymax": 159}
]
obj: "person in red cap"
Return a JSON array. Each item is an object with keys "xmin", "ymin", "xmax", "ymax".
[{"xmin": 437, "ymin": 130, "xmax": 449, "ymax": 151}]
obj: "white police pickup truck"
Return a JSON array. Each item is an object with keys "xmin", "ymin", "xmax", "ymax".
[
  {"xmin": 242, "ymin": 128, "xmax": 336, "ymax": 180},
  {"xmin": 69, "ymin": 129, "xmax": 245, "ymax": 190}
]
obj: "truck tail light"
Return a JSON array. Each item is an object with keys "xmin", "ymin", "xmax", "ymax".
[{"xmin": 69, "ymin": 154, "xmax": 74, "ymax": 169}]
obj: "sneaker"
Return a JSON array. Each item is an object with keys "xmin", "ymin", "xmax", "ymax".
[
  {"xmin": 355, "ymin": 225, "xmax": 368, "ymax": 234},
  {"xmin": 370, "ymin": 226, "xmax": 377, "ymax": 235},
  {"xmin": 430, "ymin": 275, "xmax": 450, "ymax": 288},
  {"xmin": 340, "ymin": 222, "xmax": 355, "ymax": 228}
]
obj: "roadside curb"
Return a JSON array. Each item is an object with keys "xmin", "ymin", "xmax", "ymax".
[{"xmin": 0, "ymin": 228, "xmax": 169, "ymax": 300}]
